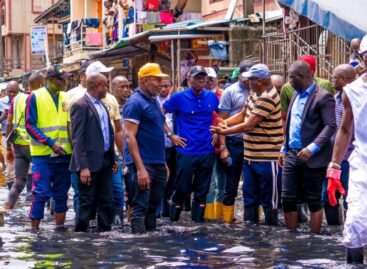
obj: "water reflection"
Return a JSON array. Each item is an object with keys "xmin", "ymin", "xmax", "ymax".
[{"xmin": 0, "ymin": 186, "xmax": 349, "ymax": 268}]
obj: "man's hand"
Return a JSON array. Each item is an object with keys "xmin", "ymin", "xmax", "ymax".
[
  {"xmin": 6, "ymin": 149, "xmax": 14, "ymax": 164},
  {"xmin": 211, "ymin": 133, "xmax": 218, "ymax": 146},
  {"xmin": 210, "ymin": 125, "xmax": 226, "ymax": 135},
  {"xmin": 278, "ymin": 153, "xmax": 285, "ymax": 168},
  {"xmin": 80, "ymin": 168, "xmax": 92, "ymax": 185},
  {"xmin": 297, "ymin": 148, "xmax": 312, "ymax": 162},
  {"xmin": 220, "ymin": 148, "xmax": 230, "ymax": 163},
  {"xmin": 137, "ymin": 166, "xmax": 150, "ymax": 189},
  {"xmin": 217, "ymin": 118, "xmax": 228, "ymax": 129},
  {"xmin": 51, "ymin": 143, "xmax": 66, "ymax": 155},
  {"xmin": 0, "ymin": 111, "xmax": 8, "ymax": 123},
  {"xmin": 326, "ymin": 167, "xmax": 346, "ymax": 207},
  {"xmin": 170, "ymin": 135, "xmax": 187, "ymax": 148},
  {"xmin": 112, "ymin": 161, "xmax": 118, "ymax": 174}
]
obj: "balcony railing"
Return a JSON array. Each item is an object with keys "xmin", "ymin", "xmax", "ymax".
[{"xmin": 64, "ymin": 27, "xmax": 103, "ymax": 58}]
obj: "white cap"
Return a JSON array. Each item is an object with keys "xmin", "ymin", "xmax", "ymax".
[
  {"xmin": 85, "ymin": 61, "xmax": 114, "ymax": 77},
  {"xmin": 359, "ymin": 35, "xmax": 367, "ymax": 54},
  {"xmin": 205, "ymin": 67, "xmax": 217, "ymax": 78}
]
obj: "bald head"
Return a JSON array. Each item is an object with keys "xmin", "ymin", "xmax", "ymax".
[
  {"xmin": 111, "ymin": 75, "xmax": 128, "ymax": 87},
  {"xmin": 271, "ymin": 75, "xmax": 284, "ymax": 93},
  {"xmin": 6, "ymin": 81, "xmax": 20, "ymax": 100},
  {"xmin": 87, "ymin": 72, "xmax": 108, "ymax": 99},
  {"xmin": 332, "ymin": 64, "xmax": 356, "ymax": 91},
  {"xmin": 288, "ymin": 61, "xmax": 314, "ymax": 92},
  {"xmin": 28, "ymin": 73, "xmax": 44, "ymax": 91},
  {"xmin": 351, "ymin": 38, "xmax": 361, "ymax": 53},
  {"xmin": 111, "ymin": 75, "xmax": 130, "ymax": 102}
]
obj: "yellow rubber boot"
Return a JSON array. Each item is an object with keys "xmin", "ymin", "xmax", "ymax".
[
  {"xmin": 223, "ymin": 205, "xmax": 235, "ymax": 223},
  {"xmin": 214, "ymin": 201, "xmax": 223, "ymax": 219},
  {"xmin": 204, "ymin": 203, "xmax": 215, "ymax": 220}
]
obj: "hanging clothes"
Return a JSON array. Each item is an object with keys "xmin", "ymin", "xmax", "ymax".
[
  {"xmin": 147, "ymin": 12, "xmax": 160, "ymax": 24},
  {"xmin": 145, "ymin": 0, "xmax": 159, "ymax": 11},
  {"xmin": 160, "ymin": 12, "xmax": 174, "ymax": 24},
  {"xmin": 84, "ymin": 18, "xmax": 100, "ymax": 28},
  {"xmin": 208, "ymin": 40, "xmax": 229, "ymax": 61}
]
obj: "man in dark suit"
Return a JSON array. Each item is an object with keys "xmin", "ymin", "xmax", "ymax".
[
  {"xmin": 70, "ymin": 73, "xmax": 116, "ymax": 232},
  {"xmin": 278, "ymin": 61, "xmax": 336, "ymax": 234}
]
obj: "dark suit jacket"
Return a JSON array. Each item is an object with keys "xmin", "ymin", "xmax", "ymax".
[
  {"xmin": 69, "ymin": 94, "xmax": 115, "ymax": 173},
  {"xmin": 285, "ymin": 85, "xmax": 336, "ymax": 168}
]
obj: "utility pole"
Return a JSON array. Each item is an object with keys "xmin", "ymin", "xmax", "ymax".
[{"xmin": 242, "ymin": 0, "xmax": 254, "ymax": 18}]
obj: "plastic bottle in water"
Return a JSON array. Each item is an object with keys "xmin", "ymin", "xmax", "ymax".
[{"xmin": 227, "ymin": 157, "xmax": 232, "ymax": 167}]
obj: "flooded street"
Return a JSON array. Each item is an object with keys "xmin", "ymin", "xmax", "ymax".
[{"xmin": 0, "ymin": 184, "xmax": 350, "ymax": 269}]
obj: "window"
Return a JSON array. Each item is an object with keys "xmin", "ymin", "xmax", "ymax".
[{"xmin": 33, "ymin": 0, "xmax": 53, "ymax": 13}]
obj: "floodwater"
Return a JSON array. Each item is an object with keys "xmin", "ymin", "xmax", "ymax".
[{"xmin": 0, "ymin": 177, "xmax": 354, "ymax": 268}]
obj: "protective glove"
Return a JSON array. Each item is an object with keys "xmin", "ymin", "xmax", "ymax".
[{"xmin": 326, "ymin": 167, "xmax": 346, "ymax": 207}]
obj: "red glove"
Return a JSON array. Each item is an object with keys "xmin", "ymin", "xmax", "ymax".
[{"xmin": 326, "ymin": 167, "xmax": 346, "ymax": 207}]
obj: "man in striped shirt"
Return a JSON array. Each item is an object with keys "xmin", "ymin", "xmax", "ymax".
[{"xmin": 211, "ymin": 64, "xmax": 283, "ymax": 226}]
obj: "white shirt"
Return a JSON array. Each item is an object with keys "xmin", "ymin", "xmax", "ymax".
[{"xmin": 158, "ymin": 95, "xmax": 174, "ymax": 148}]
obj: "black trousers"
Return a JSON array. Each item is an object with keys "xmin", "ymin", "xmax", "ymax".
[
  {"xmin": 75, "ymin": 153, "xmax": 114, "ymax": 232},
  {"xmin": 164, "ymin": 147, "xmax": 177, "ymax": 205},
  {"xmin": 171, "ymin": 152, "xmax": 215, "ymax": 205}
]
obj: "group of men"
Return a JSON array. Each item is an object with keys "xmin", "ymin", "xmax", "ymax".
[{"xmin": 1, "ymin": 34, "xmax": 367, "ymax": 265}]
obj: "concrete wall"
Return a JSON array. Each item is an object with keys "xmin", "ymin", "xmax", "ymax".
[{"xmin": 171, "ymin": 0, "xmax": 201, "ymax": 13}]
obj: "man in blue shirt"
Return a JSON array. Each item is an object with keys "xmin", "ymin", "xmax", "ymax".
[
  {"xmin": 163, "ymin": 66, "xmax": 219, "ymax": 222},
  {"xmin": 279, "ymin": 61, "xmax": 336, "ymax": 234},
  {"xmin": 123, "ymin": 63, "xmax": 170, "ymax": 233}
]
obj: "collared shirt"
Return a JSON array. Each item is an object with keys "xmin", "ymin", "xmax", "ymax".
[
  {"xmin": 331, "ymin": 91, "xmax": 354, "ymax": 160},
  {"xmin": 288, "ymin": 82, "xmax": 320, "ymax": 154},
  {"xmin": 86, "ymin": 93, "xmax": 110, "ymax": 152},
  {"xmin": 157, "ymin": 95, "xmax": 174, "ymax": 148},
  {"xmin": 123, "ymin": 89, "xmax": 166, "ymax": 165},
  {"xmin": 219, "ymin": 81, "xmax": 249, "ymax": 138},
  {"xmin": 163, "ymin": 88, "xmax": 219, "ymax": 155},
  {"xmin": 0, "ymin": 96, "xmax": 11, "ymax": 134},
  {"xmin": 67, "ymin": 84, "xmax": 86, "ymax": 100}
]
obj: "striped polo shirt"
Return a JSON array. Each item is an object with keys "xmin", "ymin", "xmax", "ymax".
[{"xmin": 244, "ymin": 87, "xmax": 283, "ymax": 161}]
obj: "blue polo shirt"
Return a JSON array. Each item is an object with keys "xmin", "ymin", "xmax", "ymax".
[
  {"xmin": 163, "ymin": 88, "xmax": 219, "ymax": 155},
  {"xmin": 123, "ymin": 89, "xmax": 166, "ymax": 165}
]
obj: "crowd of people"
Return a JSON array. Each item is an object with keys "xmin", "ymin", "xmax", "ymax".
[{"xmin": 0, "ymin": 34, "xmax": 367, "ymax": 265}]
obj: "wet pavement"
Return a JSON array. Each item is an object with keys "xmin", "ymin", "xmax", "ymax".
[{"xmin": 0, "ymin": 183, "xmax": 353, "ymax": 269}]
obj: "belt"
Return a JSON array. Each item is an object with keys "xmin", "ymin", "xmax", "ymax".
[{"xmin": 289, "ymin": 148, "xmax": 301, "ymax": 153}]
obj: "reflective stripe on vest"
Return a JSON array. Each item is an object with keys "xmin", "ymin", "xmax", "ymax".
[
  {"xmin": 29, "ymin": 88, "xmax": 72, "ymax": 156},
  {"xmin": 13, "ymin": 93, "xmax": 30, "ymax": 146}
]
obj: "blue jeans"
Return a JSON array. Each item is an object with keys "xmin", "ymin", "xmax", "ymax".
[
  {"xmin": 322, "ymin": 160, "xmax": 349, "ymax": 209},
  {"xmin": 30, "ymin": 162, "xmax": 71, "ymax": 219},
  {"xmin": 242, "ymin": 160, "xmax": 280, "ymax": 210},
  {"xmin": 206, "ymin": 153, "xmax": 226, "ymax": 203},
  {"xmin": 223, "ymin": 137, "xmax": 244, "ymax": 206}
]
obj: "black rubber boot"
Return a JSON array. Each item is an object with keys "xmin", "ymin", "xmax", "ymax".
[
  {"xmin": 191, "ymin": 201, "xmax": 205, "ymax": 222},
  {"xmin": 169, "ymin": 202, "xmax": 182, "ymax": 222},
  {"xmin": 145, "ymin": 213, "xmax": 157, "ymax": 231},
  {"xmin": 183, "ymin": 196, "xmax": 191, "ymax": 212},
  {"xmin": 162, "ymin": 199, "xmax": 170, "ymax": 218},
  {"xmin": 346, "ymin": 247, "xmax": 364, "ymax": 264},
  {"xmin": 244, "ymin": 206, "xmax": 259, "ymax": 224},
  {"xmin": 297, "ymin": 204, "xmax": 308, "ymax": 223},
  {"xmin": 324, "ymin": 205, "xmax": 341, "ymax": 226},
  {"xmin": 131, "ymin": 217, "xmax": 146, "ymax": 234},
  {"xmin": 265, "ymin": 209, "xmax": 278, "ymax": 226}
]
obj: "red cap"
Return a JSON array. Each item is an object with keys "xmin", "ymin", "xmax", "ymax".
[{"xmin": 299, "ymin": 55, "xmax": 316, "ymax": 75}]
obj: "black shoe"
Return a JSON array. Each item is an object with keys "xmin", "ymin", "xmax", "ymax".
[
  {"xmin": 265, "ymin": 209, "xmax": 278, "ymax": 226},
  {"xmin": 145, "ymin": 213, "xmax": 157, "ymax": 231},
  {"xmin": 169, "ymin": 202, "xmax": 182, "ymax": 222},
  {"xmin": 162, "ymin": 200, "xmax": 170, "ymax": 218},
  {"xmin": 183, "ymin": 197, "xmax": 191, "ymax": 212},
  {"xmin": 297, "ymin": 204, "xmax": 308, "ymax": 223},
  {"xmin": 244, "ymin": 206, "xmax": 259, "ymax": 224},
  {"xmin": 346, "ymin": 247, "xmax": 364, "ymax": 264},
  {"xmin": 191, "ymin": 201, "xmax": 205, "ymax": 222},
  {"xmin": 324, "ymin": 205, "xmax": 341, "ymax": 226},
  {"xmin": 131, "ymin": 217, "xmax": 145, "ymax": 234}
]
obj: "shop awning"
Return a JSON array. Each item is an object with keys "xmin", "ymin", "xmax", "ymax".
[{"xmin": 278, "ymin": 0, "xmax": 367, "ymax": 41}]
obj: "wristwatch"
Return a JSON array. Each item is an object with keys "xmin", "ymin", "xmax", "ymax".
[
  {"xmin": 166, "ymin": 131, "xmax": 173, "ymax": 137},
  {"xmin": 220, "ymin": 145, "xmax": 227, "ymax": 151},
  {"xmin": 328, "ymin": 162, "xmax": 341, "ymax": 169}
]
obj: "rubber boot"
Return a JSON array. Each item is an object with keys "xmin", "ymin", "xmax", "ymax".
[
  {"xmin": 169, "ymin": 202, "xmax": 182, "ymax": 222},
  {"xmin": 297, "ymin": 204, "xmax": 308, "ymax": 223},
  {"xmin": 191, "ymin": 201, "xmax": 205, "ymax": 222},
  {"xmin": 131, "ymin": 217, "xmax": 145, "ymax": 234},
  {"xmin": 214, "ymin": 201, "xmax": 223, "ymax": 219},
  {"xmin": 223, "ymin": 205, "xmax": 235, "ymax": 223},
  {"xmin": 324, "ymin": 205, "xmax": 341, "ymax": 226},
  {"xmin": 145, "ymin": 213, "xmax": 157, "ymax": 232},
  {"xmin": 204, "ymin": 203, "xmax": 214, "ymax": 220},
  {"xmin": 183, "ymin": 196, "xmax": 191, "ymax": 212},
  {"xmin": 113, "ymin": 208, "xmax": 124, "ymax": 226},
  {"xmin": 244, "ymin": 206, "xmax": 259, "ymax": 224},
  {"xmin": 264, "ymin": 209, "xmax": 278, "ymax": 226},
  {"xmin": 26, "ymin": 174, "xmax": 33, "ymax": 201},
  {"xmin": 346, "ymin": 247, "xmax": 364, "ymax": 264},
  {"xmin": 162, "ymin": 199, "xmax": 170, "ymax": 218}
]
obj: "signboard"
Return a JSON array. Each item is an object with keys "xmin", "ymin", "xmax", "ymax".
[{"xmin": 30, "ymin": 26, "xmax": 48, "ymax": 55}]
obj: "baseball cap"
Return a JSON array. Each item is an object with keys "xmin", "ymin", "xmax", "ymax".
[
  {"xmin": 85, "ymin": 61, "xmax": 114, "ymax": 76},
  {"xmin": 230, "ymin": 69, "xmax": 239, "ymax": 80},
  {"xmin": 242, "ymin": 64, "xmax": 270, "ymax": 79},
  {"xmin": 46, "ymin": 64, "xmax": 72, "ymax": 79},
  {"xmin": 138, "ymin": 63, "xmax": 169, "ymax": 78},
  {"xmin": 188, "ymin": 66, "xmax": 207, "ymax": 77},
  {"xmin": 299, "ymin": 55, "xmax": 316, "ymax": 75},
  {"xmin": 359, "ymin": 35, "xmax": 367, "ymax": 54},
  {"xmin": 205, "ymin": 67, "xmax": 217, "ymax": 78},
  {"xmin": 80, "ymin": 60, "xmax": 94, "ymax": 73},
  {"xmin": 239, "ymin": 60, "xmax": 255, "ymax": 73}
]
